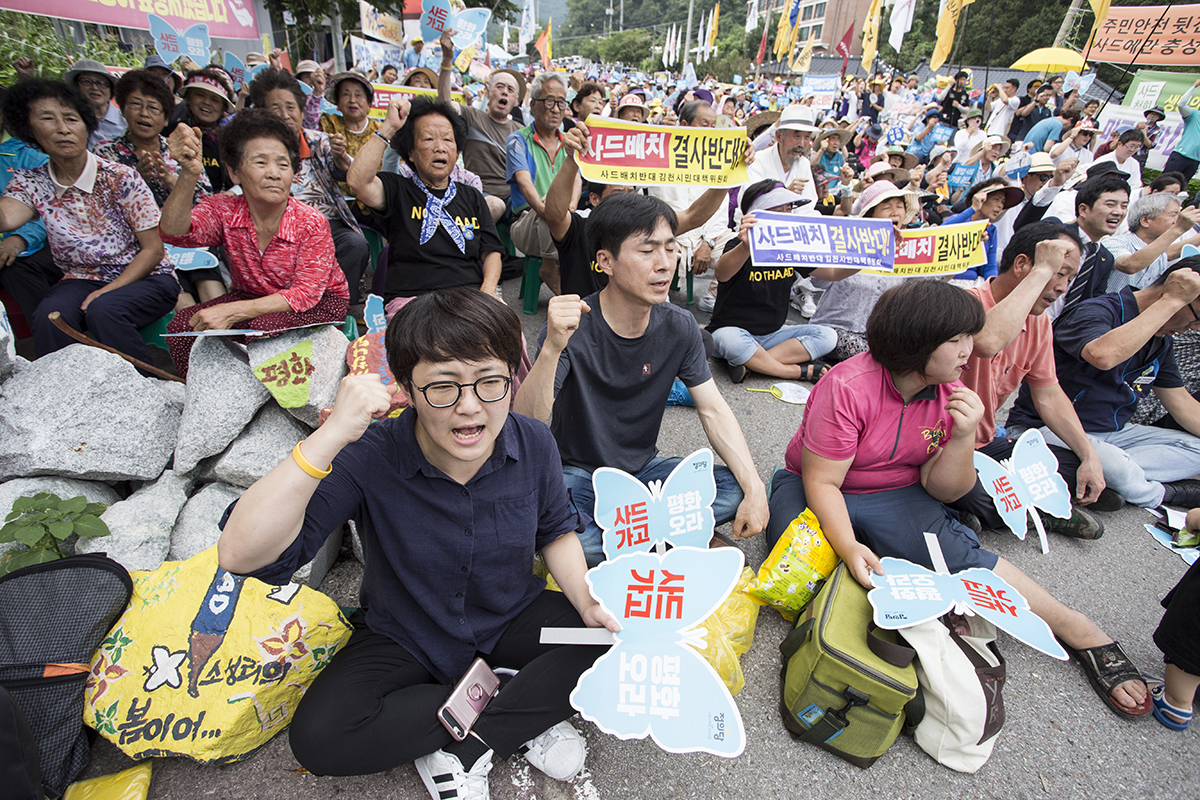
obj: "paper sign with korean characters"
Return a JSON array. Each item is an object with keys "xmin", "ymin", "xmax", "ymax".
[
  {"xmin": 576, "ymin": 116, "xmax": 749, "ymax": 187},
  {"xmin": 749, "ymin": 212, "xmax": 895, "ymax": 271},
  {"xmin": 972, "ymin": 428, "xmax": 1072, "ymax": 554},
  {"xmin": 570, "ymin": 546, "xmax": 747, "ymax": 757},
  {"xmin": 592, "ymin": 449, "xmax": 716, "ymax": 560},
  {"xmin": 867, "ymin": 557, "xmax": 1067, "ymax": 660}
]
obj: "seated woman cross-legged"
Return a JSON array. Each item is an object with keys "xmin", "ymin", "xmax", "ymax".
[
  {"xmin": 766, "ymin": 279, "xmax": 1152, "ymax": 720},
  {"xmin": 708, "ymin": 179, "xmax": 837, "ymax": 384},
  {"xmin": 0, "ymin": 79, "xmax": 178, "ymax": 365},
  {"xmin": 159, "ymin": 109, "xmax": 349, "ymax": 379},
  {"xmin": 217, "ymin": 288, "xmax": 617, "ymax": 798}
]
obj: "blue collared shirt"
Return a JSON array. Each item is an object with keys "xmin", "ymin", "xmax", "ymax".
[
  {"xmin": 0, "ymin": 135, "xmax": 49, "ymax": 255},
  {"xmin": 235, "ymin": 410, "xmax": 584, "ymax": 684}
]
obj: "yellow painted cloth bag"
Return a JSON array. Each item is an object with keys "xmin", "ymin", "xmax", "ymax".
[
  {"xmin": 83, "ymin": 547, "xmax": 352, "ymax": 763},
  {"xmin": 695, "ymin": 567, "xmax": 759, "ymax": 696},
  {"xmin": 744, "ymin": 508, "xmax": 840, "ymax": 621}
]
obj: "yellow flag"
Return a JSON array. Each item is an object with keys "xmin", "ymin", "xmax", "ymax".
[
  {"xmin": 1086, "ymin": 0, "xmax": 1112, "ymax": 47},
  {"xmin": 791, "ymin": 31, "xmax": 815, "ymax": 72},
  {"xmin": 774, "ymin": 2, "xmax": 793, "ymax": 59},
  {"xmin": 861, "ymin": 0, "xmax": 883, "ymax": 73},
  {"xmin": 710, "ymin": 2, "xmax": 721, "ymax": 45},
  {"xmin": 931, "ymin": 0, "xmax": 975, "ymax": 71}
]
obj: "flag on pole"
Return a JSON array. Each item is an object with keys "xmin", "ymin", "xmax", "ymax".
[
  {"xmin": 861, "ymin": 0, "xmax": 882, "ymax": 72},
  {"xmin": 746, "ymin": 0, "xmax": 758, "ymax": 33},
  {"xmin": 1086, "ymin": 0, "xmax": 1112, "ymax": 47},
  {"xmin": 535, "ymin": 19, "xmax": 552, "ymax": 69},
  {"xmin": 710, "ymin": 3, "xmax": 720, "ymax": 46},
  {"xmin": 699, "ymin": 11, "xmax": 708, "ymax": 62},
  {"xmin": 791, "ymin": 30, "xmax": 814, "ymax": 72},
  {"xmin": 756, "ymin": 11, "xmax": 771, "ymax": 64},
  {"xmin": 835, "ymin": 23, "xmax": 854, "ymax": 78},
  {"xmin": 502, "ymin": 23, "xmax": 510, "ymax": 53},
  {"xmin": 888, "ymin": 0, "xmax": 916, "ymax": 54},
  {"xmin": 773, "ymin": 0, "xmax": 794, "ymax": 59},
  {"xmin": 519, "ymin": 0, "xmax": 535, "ymax": 51},
  {"xmin": 931, "ymin": 0, "xmax": 975, "ymax": 71}
]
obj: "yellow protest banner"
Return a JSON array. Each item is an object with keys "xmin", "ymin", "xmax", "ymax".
[
  {"xmin": 368, "ymin": 84, "xmax": 465, "ymax": 119},
  {"xmin": 931, "ymin": 0, "xmax": 976, "ymax": 72},
  {"xmin": 575, "ymin": 116, "xmax": 749, "ymax": 187},
  {"xmin": 862, "ymin": 0, "xmax": 883, "ymax": 72},
  {"xmin": 863, "ymin": 220, "xmax": 987, "ymax": 276}
]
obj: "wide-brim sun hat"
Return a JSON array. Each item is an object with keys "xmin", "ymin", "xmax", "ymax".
[
  {"xmin": 980, "ymin": 183, "xmax": 1026, "ymax": 210},
  {"xmin": 748, "ymin": 183, "xmax": 810, "ymax": 214},
  {"xmin": 1028, "ymin": 152, "xmax": 1056, "ymax": 174},
  {"xmin": 64, "ymin": 58, "xmax": 116, "ymax": 91},
  {"xmin": 855, "ymin": 180, "xmax": 920, "ymax": 222},
  {"xmin": 873, "ymin": 147, "xmax": 918, "ymax": 171},
  {"xmin": 970, "ymin": 134, "xmax": 1012, "ymax": 159},
  {"xmin": 817, "ymin": 128, "xmax": 854, "ymax": 149},
  {"xmin": 325, "ymin": 71, "xmax": 375, "ymax": 105},
  {"xmin": 403, "ymin": 67, "xmax": 439, "ymax": 88},
  {"xmin": 855, "ymin": 161, "xmax": 911, "ymax": 193},
  {"xmin": 1145, "ymin": 106, "xmax": 1166, "ymax": 120},
  {"xmin": 778, "ymin": 103, "xmax": 820, "ymax": 134},
  {"xmin": 745, "ymin": 110, "xmax": 780, "ymax": 140},
  {"xmin": 295, "ymin": 59, "xmax": 321, "ymax": 77},
  {"xmin": 181, "ymin": 73, "xmax": 234, "ymax": 112}
]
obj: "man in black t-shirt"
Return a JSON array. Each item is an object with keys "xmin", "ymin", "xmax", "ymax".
[
  {"xmin": 939, "ymin": 70, "xmax": 972, "ymax": 130},
  {"xmin": 515, "ymin": 192, "xmax": 770, "ymax": 567}
]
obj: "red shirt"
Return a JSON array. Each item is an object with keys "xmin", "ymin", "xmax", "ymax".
[
  {"xmin": 160, "ymin": 194, "xmax": 348, "ymax": 312},
  {"xmin": 785, "ymin": 352, "xmax": 960, "ymax": 494},
  {"xmin": 963, "ymin": 282, "xmax": 1058, "ymax": 446}
]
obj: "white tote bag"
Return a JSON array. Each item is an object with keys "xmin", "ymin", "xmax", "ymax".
[{"xmin": 900, "ymin": 614, "xmax": 1006, "ymax": 773}]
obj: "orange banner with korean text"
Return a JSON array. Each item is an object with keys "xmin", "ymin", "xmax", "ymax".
[
  {"xmin": 863, "ymin": 220, "xmax": 987, "ymax": 276},
  {"xmin": 1088, "ymin": 4, "xmax": 1200, "ymax": 66},
  {"xmin": 575, "ymin": 116, "xmax": 749, "ymax": 187}
]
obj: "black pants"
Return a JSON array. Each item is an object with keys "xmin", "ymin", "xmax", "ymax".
[
  {"xmin": 288, "ymin": 591, "xmax": 606, "ymax": 777},
  {"xmin": 0, "ymin": 246, "xmax": 61, "ymax": 322},
  {"xmin": 949, "ymin": 436, "xmax": 1081, "ymax": 529},
  {"xmin": 329, "ymin": 220, "xmax": 370, "ymax": 304}
]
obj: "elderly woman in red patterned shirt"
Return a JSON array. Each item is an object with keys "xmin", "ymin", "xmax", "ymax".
[{"xmin": 160, "ymin": 109, "xmax": 349, "ymax": 379}]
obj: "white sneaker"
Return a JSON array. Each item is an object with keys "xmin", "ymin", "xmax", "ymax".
[
  {"xmin": 520, "ymin": 720, "xmax": 586, "ymax": 781},
  {"xmin": 415, "ymin": 747, "xmax": 493, "ymax": 800},
  {"xmin": 800, "ymin": 292, "xmax": 817, "ymax": 318},
  {"xmin": 698, "ymin": 286, "xmax": 717, "ymax": 313}
]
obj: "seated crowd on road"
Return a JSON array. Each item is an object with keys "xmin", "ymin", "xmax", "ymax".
[{"xmin": 2, "ymin": 41, "xmax": 1200, "ymax": 800}]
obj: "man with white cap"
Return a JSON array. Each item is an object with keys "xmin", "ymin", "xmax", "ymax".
[
  {"xmin": 961, "ymin": 134, "xmax": 1011, "ymax": 182},
  {"xmin": 66, "ymin": 58, "xmax": 124, "ymax": 147},
  {"xmin": 746, "ymin": 104, "xmax": 820, "ymax": 207}
]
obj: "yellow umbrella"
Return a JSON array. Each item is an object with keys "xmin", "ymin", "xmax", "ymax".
[{"xmin": 1009, "ymin": 47, "xmax": 1086, "ymax": 73}]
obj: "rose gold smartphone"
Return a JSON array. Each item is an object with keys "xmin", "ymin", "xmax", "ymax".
[{"xmin": 438, "ymin": 658, "xmax": 501, "ymax": 741}]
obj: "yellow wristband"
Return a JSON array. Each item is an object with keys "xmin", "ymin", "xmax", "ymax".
[{"xmin": 292, "ymin": 442, "xmax": 332, "ymax": 479}]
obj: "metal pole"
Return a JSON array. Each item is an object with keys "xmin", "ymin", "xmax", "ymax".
[
  {"xmin": 1055, "ymin": 0, "xmax": 1086, "ymax": 48},
  {"xmin": 621, "ymin": 0, "xmax": 625, "ymax": 31},
  {"xmin": 331, "ymin": 7, "xmax": 346, "ymax": 72},
  {"xmin": 685, "ymin": 0, "xmax": 695, "ymax": 66}
]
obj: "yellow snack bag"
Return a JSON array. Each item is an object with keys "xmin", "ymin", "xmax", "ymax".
[{"xmin": 743, "ymin": 508, "xmax": 840, "ymax": 621}]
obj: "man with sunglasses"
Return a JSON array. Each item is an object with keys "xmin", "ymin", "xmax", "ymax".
[
  {"xmin": 1005, "ymin": 260, "xmax": 1200, "ymax": 510},
  {"xmin": 216, "ymin": 288, "xmax": 616, "ymax": 797},
  {"xmin": 507, "ymin": 72, "xmax": 578, "ymax": 296}
]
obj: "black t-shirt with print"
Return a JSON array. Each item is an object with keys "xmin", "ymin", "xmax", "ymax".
[
  {"xmin": 379, "ymin": 172, "xmax": 503, "ymax": 300},
  {"xmin": 555, "ymin": 212, "xmax": 609, "ymax": 297},
  {"xmin": 706, "ymin": 239, "xmax": 813, "ymax": 336}
]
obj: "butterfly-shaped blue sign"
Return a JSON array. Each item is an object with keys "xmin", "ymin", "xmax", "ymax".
[
  {"xmin": 868, "ymin": 557, "xmax": 1067, "ymax": 660},
  {"xmin": 420, "ymin": 0, "xmax": 492, "ymax": 49},
  {"xmin": 224, "ymin": 52, "xmax": 247, "ymax": 92},
  {"xmin": 570, "ymin": 546, "xmax": 747, "ymax": 756},
  {"xmin": 593, "ymin": 449, "xmax": 716, "ymax": 560},
  {"xmin": 149, "ymin": 14, "xmax": 210, "ymax": 64},
  {"xmin": 974, "ymin": 428, "xmax": 1071, "ymax": 554},
  {"xmin": 165, "ymin": 246, "xmax": 220, "ymax": 271},
  {"xmin": 363, "ymin": 294, "xmax": 388, "ymax": 335}
]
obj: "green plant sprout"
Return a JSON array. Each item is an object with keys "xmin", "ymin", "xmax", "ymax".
[{"xmin": 0, "ymin": 492, "xmax": 110, "ymax": 575}]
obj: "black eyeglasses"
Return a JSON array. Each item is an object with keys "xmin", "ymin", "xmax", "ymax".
[
  {"xmin": 534, "ymin": 98, "xmax": 568, "ymax": 110},
  {"xmin": 412, "ymin": 376, "xmax": 512, "ymax": 408}
]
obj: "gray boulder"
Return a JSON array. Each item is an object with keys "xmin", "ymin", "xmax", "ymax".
[
  {"xmin": 208, "ymin": 403, "xmax": 312, "ymax": 488},
  {"xmin": 0, "ymin": 310, "xmax": 15, "ymax": 381},
  {"xmin": 0, "ymin": 477, "xmax": 121, "ymax": 556},
  {"xmin": 0, "ymin": 345, "xmax": 179, "ymax": 481},
  {"xmin": 292, "ymin": 525, "xmax": 343, "ymax": 587},
  {"xmin": 76, "ymin": 470, "xmax": 194, "ymax": 572},
  {"xmin": 160, "ymin": 379, "xmax": 187, "ymax": 414},
  {"xmin": 174, "ymin": 337, "xmax": 269, "ymax": 474},
  {"xmin": 168, "ymin": 482, "xmax": 243, "ymax": 561},
  {"xmin": 248, "ymin": 326, "xmax": 348, "ymax": 428}
]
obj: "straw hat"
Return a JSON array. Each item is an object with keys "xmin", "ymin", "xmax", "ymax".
[
  {"xmin": 816, "ymin": 128, "xmax": 854, "ymax": 149},
  {"xmin": 969, "ymin": 134, "xmax": 1012, "ymax": 159},
  {"xmin": 403, "ymin": 67, "xmax": 439, "ymax": 88},
  {"xmin": 977, "ymin": 182, "xmax": 1026, "ymax": 210},
  {"xmin": 1027, "ymin": 152, "xmax": 1056, "ymax": 175},
  {"xmin": 854, "ymin": 180, "xmax": 920, "ymax": 222},
  {"xmin": 745, "ymin": 110, "xmax": 780, "ymax": 140},
  {"xmin": 873, "ymin": 146, "xmax": 918, "ymax": 171},
  {"xmin": 325, "ymin": 71, "xmax": 374, "ymax": 104}
]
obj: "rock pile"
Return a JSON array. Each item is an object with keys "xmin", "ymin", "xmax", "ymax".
[{"xmin": 0, "ymin": 327, "xmax": 353, "ymax": 585}]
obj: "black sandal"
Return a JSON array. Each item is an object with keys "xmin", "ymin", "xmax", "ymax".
[
  {"xmin": 798, "ymin": 360, "xmax": 831, "ymax": 382},
  {"xmin": 1058, "ymin": 639, "xmax": 1151, "ymax": 718}
]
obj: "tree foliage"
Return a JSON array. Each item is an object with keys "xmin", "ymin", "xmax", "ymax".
[{"xmin": 0, "ymin": 12, "xmax": 144, "ymax": 86}]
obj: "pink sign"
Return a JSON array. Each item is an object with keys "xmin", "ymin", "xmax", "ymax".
[{"xmin": 1, "ymin": 0, "xmax": 259, "ymax": 41}]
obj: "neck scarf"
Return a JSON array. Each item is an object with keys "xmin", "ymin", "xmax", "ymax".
[{"xmin": 412, "ymin": 172, "xmax": 465, "ymax": 253}]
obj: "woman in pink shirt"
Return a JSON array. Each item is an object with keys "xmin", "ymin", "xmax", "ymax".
[{"xmin": 767, "ymin": 279, "xmax": 1151, "ymax": 720}]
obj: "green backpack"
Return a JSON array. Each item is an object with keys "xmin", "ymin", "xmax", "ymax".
[{"xmin": 779, "ymin": 562, "xmax": 919, "ymax": 768}]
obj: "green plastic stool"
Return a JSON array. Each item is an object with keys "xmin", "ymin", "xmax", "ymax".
[
  {"xmin": 139, "ymin": 310, "xmax": 175, "ymax": 349},
  {"xmin": 670, "ymin": 258, "xmax": 695, "ymax": 305},
  {"xmin": 518, "ymin": 256, "xmax": 542, "ymax": 315},
  {"xmin": 497, "ymin": 220, "xmax": 516, "ymax": 257},
  {"xmin": 342, "ymin": 315, "xmax": 359, "ymax": 342}
]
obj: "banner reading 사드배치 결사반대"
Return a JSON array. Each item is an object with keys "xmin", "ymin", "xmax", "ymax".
[
  {"xmin": 748, "ymin": 212, "xmax": 895, "ymax": 270},
  {"xmin": 576, "ymin": 116, "xmax": 749, "ymax": 187},
  {"xmin": 863, "ymin": 220, "xmax": 988, "ymax": 276}
]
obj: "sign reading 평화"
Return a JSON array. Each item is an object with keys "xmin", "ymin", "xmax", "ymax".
[
  {"xmin": 867, "ymin": 557, "xmax": 1067, "ymax": 660},
  {"xmin": 973, "ymin": 428, "xmax": 1071, "ymax": 554},
  {"xmin": 592, "ymin": 449, "xmax": 716, "ymax": 560},
  {"xmin": 570, "ymin": 546, "xmax": 747, "ymax": 757},
  {"xmin": 576, "ymin": 116, "xmax": 749, "ymax": 187},
  {"xmin": 748, "ymin": 212, "xmax": 895, "ymax": 270},
  {"xmin": 149, "ymin": 14, "xmax": 211, "ymax": 64}
]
